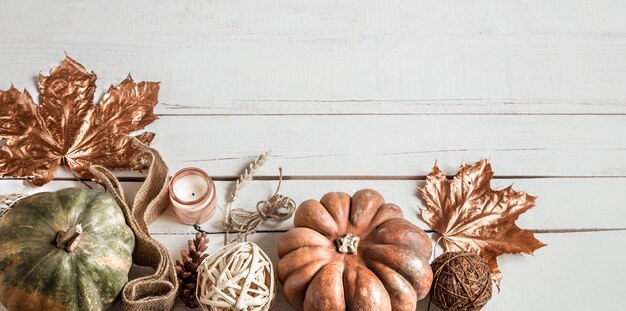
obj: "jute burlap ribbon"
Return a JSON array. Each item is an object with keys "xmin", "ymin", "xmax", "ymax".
[{"xmin": 89, "ymin": 141, "xmax": 178, "ymax": 311}]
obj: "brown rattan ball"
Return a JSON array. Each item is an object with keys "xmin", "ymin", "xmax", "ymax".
[{"xmin": 430, "ymin": 251, "xmax": 492, "ymax": 311}]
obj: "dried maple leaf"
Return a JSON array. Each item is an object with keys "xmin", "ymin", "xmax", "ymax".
[
  {"xmin": 419, "ymin": 159, "xmax": 546, "ymax": 288},
  {"xmin": 0, "ymin": 56, "xmax": 159, "ymax": 186}
]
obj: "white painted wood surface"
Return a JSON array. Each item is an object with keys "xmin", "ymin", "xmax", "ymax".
[{"xmin": 1, "ymin": 1, "xmax": 625, "ymax": 310}]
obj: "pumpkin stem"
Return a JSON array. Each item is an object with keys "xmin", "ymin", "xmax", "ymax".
[
  {"xmin": 336, "ymin": 232, "xmax": 359, "ymax": 254},
  {"xmin": 55, "ymin": 224, "xmax": 83, "ymax": 252}
]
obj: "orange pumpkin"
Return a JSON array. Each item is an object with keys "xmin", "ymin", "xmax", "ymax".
[{"xmin": 277, "ymin": 189, "xmax": 433, "ymax": 311}]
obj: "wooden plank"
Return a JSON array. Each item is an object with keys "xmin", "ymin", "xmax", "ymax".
[
  {"xmin": 155, "ymin": 99, "xmax": 626, "ymax": 116},
  {"xmin": 1, "ymin": 1, "xmax": 626, "ymax": 114},
  {"xmin": 147, "ymin": 230, "xmax": 624, "ymax": 311},
  {"xmin": 5, "ymin": 114, "xmax": 626, "ymax": 178},
  {"xmin": 5, "ymin": 0, "xmax": 626, "ymax": 36},
  {"xmin": 142, "ymin": 115, "xmax": 626, "ymax": 177},
  {"xmin": 2, "ymin": 178, "xmax": 625, "ymax": 232}
]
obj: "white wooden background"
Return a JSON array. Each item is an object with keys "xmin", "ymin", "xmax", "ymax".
[{"xmin": 1, "ymin": 1, "xmax": 626, "ymax": 310}]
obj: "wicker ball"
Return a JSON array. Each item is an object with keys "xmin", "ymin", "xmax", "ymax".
[
  {"xmin": 196, "ymin": 241, "xmax": 277, "ymax": 311},
  {"xmin": 430, "ymin": 251, "xmax": 492, "ymax": 311}
]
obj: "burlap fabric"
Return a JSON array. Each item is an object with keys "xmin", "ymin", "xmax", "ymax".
[{"xmin": 89, "ymin": 142, "xmax": 178, "ymax": 311}]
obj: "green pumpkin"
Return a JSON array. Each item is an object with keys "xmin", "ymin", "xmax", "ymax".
[{"xmin": 0, "ymin": 188, "xmax": 135, "ymax": 311}]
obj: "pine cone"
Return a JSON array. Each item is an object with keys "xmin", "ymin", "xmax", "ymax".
[{"xmin": 175, "ymin": 232, "xmax": 209, "ymax": 308}]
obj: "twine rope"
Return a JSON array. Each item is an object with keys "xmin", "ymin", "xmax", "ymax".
[{"xmin": 225, "ymin": 168, "xmax": 295, "ymax": 242}]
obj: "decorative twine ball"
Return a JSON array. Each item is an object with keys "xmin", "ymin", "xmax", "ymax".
[
  {"xmin": 430, "ymin": 251, "xmax": 493, "ymax": 311},
  {"xmin": 196, "ymin": 241, "xmax": 277, "ymax": 311}
]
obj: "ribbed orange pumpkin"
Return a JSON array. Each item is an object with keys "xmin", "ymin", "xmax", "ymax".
[{"xmin": 277, "ymin": 189, "xmax": 433, "ymax": 311}]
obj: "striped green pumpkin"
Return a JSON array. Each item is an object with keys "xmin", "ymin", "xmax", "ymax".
[{"xmin": 0, "ymin": 188, "xmax": 135, "ymax": 311}]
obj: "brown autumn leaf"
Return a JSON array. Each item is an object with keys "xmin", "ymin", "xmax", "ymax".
[
  {"xmin": 0, "ymin": 56, "xmax": 159, "ymax": 186},
  {"xmin": 419, "ymin": 159, "xmax": 546, "ymax": 288}
]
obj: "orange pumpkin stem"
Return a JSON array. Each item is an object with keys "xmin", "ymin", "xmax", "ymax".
[
  {"xmin": 336, "ymin": 232, "xmax": 359, "ymax": 254},
  {"xmin": 55, "ymin": 224, "xmax": 83, "ymax": 252}
]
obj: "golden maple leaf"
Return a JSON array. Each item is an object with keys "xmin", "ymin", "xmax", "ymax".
[
  {"xmin": 0, "ymin": 56, "xmax": 159, "ymax": 186},
  {"xmin": 419, "ymin": 159, "xmax": 546, "ymax": 288}
]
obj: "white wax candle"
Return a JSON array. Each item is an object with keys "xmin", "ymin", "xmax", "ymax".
[
  {"xmin": 172, "ymin": 174, "xmax": 209, "ymax": 204},
  {"xmin": 169, "ymin": 167, "xmax": 217, "ymax": 225}
]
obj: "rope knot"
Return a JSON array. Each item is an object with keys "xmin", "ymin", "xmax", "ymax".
[
  {"xmin": 256, "ymin": 194, "xmax": 295, "ymax": 220},
  {"xmin": 225, "ymin": 168, "xmax": 295, "ymax": 242},
  {"xmin": 256, "ymin": 200, "xmax": 270, "ymax": 219}
]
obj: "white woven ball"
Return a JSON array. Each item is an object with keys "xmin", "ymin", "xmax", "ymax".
[{"xmin": 196, "ymin": 241, "xmax": 277, "ymax": 311}]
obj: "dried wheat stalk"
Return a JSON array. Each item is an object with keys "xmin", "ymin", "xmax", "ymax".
[
  {"xmin": 227, "ymin": 151, "xmax": 270, "ymax": 203},
  {"xmin": 224, "ymin": 151, "xmax": 270, "ymax": 243}
]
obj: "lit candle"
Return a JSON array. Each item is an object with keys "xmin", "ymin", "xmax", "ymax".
[{"xmin": 168, "ymin": 167, "xmax": 217, "ymax": 225}]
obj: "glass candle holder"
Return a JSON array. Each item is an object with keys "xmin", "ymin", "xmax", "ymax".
[{"xmin": 168, "ymin": 167, "xmax": 217, "ymax": 225}]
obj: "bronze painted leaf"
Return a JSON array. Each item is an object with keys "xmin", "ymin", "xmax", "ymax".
[
  {"xmin": 418, "ymin": 159, "xmax": 546, "ymax": 288},
  {"xmin": 0, "ymin": 56, "xmax": 159, "ymax": 186}
]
